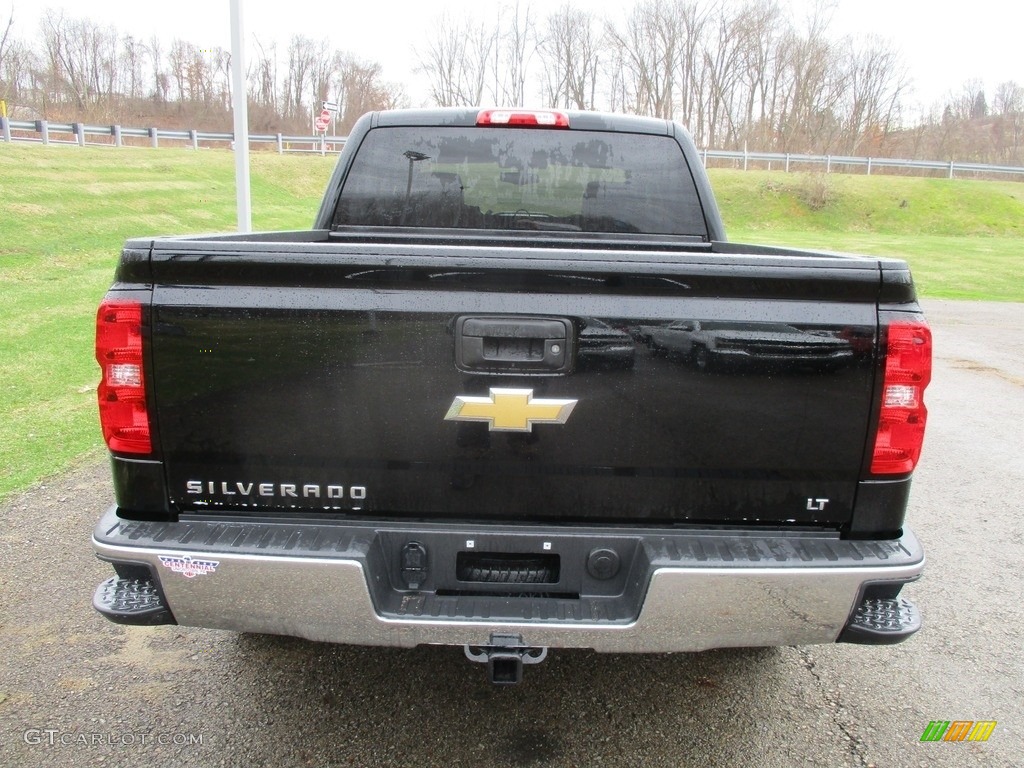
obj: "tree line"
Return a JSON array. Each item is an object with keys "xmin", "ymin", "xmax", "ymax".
[
  {"xmin": 0, "ymin": 2, "xmax": 1021, "ymax": 165},
  {"xmin": 0, "ymin": 8, "xmax": 406, "ymax": 134},
  {"xmin": 416, "ymin": 0, "xmax": 1022, "ymax": 164}
]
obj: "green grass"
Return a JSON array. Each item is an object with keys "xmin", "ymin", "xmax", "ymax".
[
  {"xmin": 0, "ymin": 146, "xmax": 1021, "ymax": 500},
  {"xmin": 710, "ymin": 169, "xmax": 1024, "ymax": 301},
  {"xmin": 710, "ymin": 169, "xmax": 1024, "ymax": 237},
  {"xmin": 0, "ymin": 144, "xmax": 336, "ymax": 499}
]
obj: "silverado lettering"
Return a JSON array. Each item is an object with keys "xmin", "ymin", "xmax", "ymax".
[
  {"xmin": 92, "ymin": 108, "xmax": 930, "ymax": 685},
  {"xmin": 184, "ymin": 481, "xmax": 366, "ymax": 499}
]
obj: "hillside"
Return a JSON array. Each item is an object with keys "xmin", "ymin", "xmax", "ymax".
[{"xmin": 709, "ymin": 169, "xmax": 1023, "ymax": 302}]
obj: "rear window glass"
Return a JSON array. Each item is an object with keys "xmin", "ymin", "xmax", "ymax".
[{"xmin": 332, "ymin": 126, "xmax": 708, "ymax": 237}]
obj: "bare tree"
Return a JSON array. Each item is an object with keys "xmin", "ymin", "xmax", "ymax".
[
  {"xmin": 212, "ymin": 47, "xmax": 232, "ymax": 109},
  {"xmin": 728, "ymin": 0, "xmax": 785, "ymax": 148},
  {"xmin": 167, "ymin": 38, "xmax": 188, "ymax": 104},
  {"xmin": 701, "ymin": 3, "xmax": 751, "ymax": 147},
  {"xmin": 457, "ymin": 16, "xmax": 496, "ymax": 105},
  {"xmin": 165, "ymin": 38, "xmax": 227, "ymax": 114},
  {"xmin": 283, "ymin": 35, "xmax": 308, "ymax": 120},
  {"xmin": 336, "ymin": 56, "xmax": 406, "ymax": 133},
  {"xmin": 308, "ymin": 38, "xmax": 334, "ymax": 107},
  {"xmin": 841, "ymin": 35, "xmax": 908, "ymax": 154},
  {"xmin": 121, "ymin": 34, "xmax": 144, "ymax": 103},
  {"xmin": 671, "ymin": 0, "xmax": 713, "ymax": 137},
  {"xmin": 0, "ymin": 4, "xmax": 13, "ymax": 81},
  {"xmin": 250, "ymin": 36, "xmax": 278, "ymax": 112},
  {"xmin": 491, "ymin": 1, "xmax": 536, "ymax": 106},
  {"xmin": 40, "ymin": 10, "xmax": 83, "ymax": 109},
  {"xmin": 38, "ymin": 11, "xmax": 121, "ymax": 114},
  {"xmin": 0, "ymin": 4, "xmax": 19, "ymax": 105},
  {"xmin": 244, "ymin": 36, "xmax": 282, "ymax": 130},
  {"xmin": 280, "ymin": 35, "xmax": 340, "ymax": 125},
  {"xmin": 538, "ymin": 4, "xmax": 601, "ymax": 110},
  {"xmin": 993, "ymin": 81, "xmax": 1024, "ymax": 116},
  {"xmin": 944, "ymin": 79, "xmax": 986, "ymax": 122},
  {"xmin": 416, "ymin": 16, "xmax": 460, "ymax": 107},
  {"xmin": 147, "ymin": 35, "xmax": 168, "ymax": 104},
  {"xmin": 415, "ymin": 13, "xmax": 495, "ymax": 107},
  {"xmin": 771, "ymin": 1, "xmax": 846, "ymax": 152},
  {"xmin": 990, "ymin": 81, "xmax": 1023, "ymax": 163},
  {"xmin": 605, "ymin": 0, "xmax": 680, "ymax": 119}
]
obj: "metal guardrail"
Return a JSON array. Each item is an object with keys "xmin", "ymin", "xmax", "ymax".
[
  {"xmin": 700, "ymin": 148, "xmax": 1024, "ymax": 180},
  {"xmin": 0, "ymin": 118, "xmax": 345, "ymax": 155},
  {"xmin": 2, "ymin": 117, "xmax": 1023, "ymax": 179}
]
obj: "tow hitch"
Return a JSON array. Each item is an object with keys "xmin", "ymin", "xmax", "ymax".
[{"xmin": 464, "ymin": 634, "xmax": 548, "ymax": 685}]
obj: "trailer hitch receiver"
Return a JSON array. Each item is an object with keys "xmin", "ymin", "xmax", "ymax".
[{"xmin": 464, "ymin": 634, "xmax": 549, "ymax": 685}]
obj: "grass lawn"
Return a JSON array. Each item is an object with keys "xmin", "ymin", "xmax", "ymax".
[
  {"xmin": 711, "ymin": 169, "xmax": 1024, "ymax": 302},
  {"xmin": 0, "ymin": 145, "xmax": 1020, "ymax": 500},
  {"xmin": 0, "ymin": 144, "xmax": 336, "ymax": 499}
]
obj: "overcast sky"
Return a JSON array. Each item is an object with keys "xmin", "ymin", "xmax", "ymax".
[{"xmin": 7, "ymin": 0, "xmax": 1023, "ymax": 117}]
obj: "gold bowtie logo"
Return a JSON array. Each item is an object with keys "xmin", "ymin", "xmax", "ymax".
[{"xmin": 444, "ymin": 388, "xmax": 578, "ymax": 432}]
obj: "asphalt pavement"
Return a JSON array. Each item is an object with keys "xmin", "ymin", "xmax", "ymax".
[{"xmin": 0, "ymin": 298, "xmax": 1021, "ymax": 768}]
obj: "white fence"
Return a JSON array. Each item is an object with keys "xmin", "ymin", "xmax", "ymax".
[
  {"xmin": 698, "ymin": 147, "xmax": 1024, "ymax": 180},
  {"xmin": 0, "ymin": 118, "xmax": 343, "ymax": 155},
  {"xmin": 3, "ymin": 117, "xmax": 1023, "ymax": 180}
]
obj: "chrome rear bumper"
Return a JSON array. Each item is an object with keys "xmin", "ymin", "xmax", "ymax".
[{"xmin": 93, "ymin": 506, "xmax": 923, "ymax": 653}]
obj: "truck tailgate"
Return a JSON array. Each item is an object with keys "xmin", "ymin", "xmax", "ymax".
[{"xmin": 149, "ymin": 240, "xmax": 880, "ymax": 527}]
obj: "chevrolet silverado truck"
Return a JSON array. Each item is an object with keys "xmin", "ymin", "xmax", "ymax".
[{"xmin": 92, "ymin": 108, "xmax": 931, "ymax": 684}]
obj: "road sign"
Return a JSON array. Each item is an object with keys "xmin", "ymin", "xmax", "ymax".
[
  {"xmin": 322, "ymin": 101, "xmax": 340, "ymax": 113},
  {"xmin": 315, "ymin": 107, "xmax": 331, "ymax": 133}
]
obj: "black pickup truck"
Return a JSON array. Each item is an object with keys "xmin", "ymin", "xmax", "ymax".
[{"xmin": 93, "ymin": 108, "xmax": 931, "ymax": 684}]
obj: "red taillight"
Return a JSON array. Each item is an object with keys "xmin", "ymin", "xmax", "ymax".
[
  {"xmin": 870, "ymin": 321, "xmax": 931, "ymax": 474},
  {"xmin": 476, "ymin": 109, "xmax": 570, "ymax": 128},
  {"xmin": 96, "ymin": 300, "xmax": 152, "ymax": 454}
]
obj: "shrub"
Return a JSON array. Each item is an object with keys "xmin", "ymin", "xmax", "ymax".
[{"xmin": 795, "ymin": 173, "xmax": 836, "ymax": 210}]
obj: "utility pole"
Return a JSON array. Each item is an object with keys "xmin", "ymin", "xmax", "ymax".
[{"xmin": 229, "ymin": 0, "xmax": 252, "ymax": 232}]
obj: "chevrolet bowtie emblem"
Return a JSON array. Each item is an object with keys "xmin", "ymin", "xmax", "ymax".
[{"xmin": 444, "ymin": 388, "xmax": 578, "ymax": 432}]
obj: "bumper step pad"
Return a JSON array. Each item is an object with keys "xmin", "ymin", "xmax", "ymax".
[
  {"xmin": 839, "ymin": 597, "xmax": 920, "ymax": 645},
  {"xmin": 93, "ymin": 576, "xmax": 176, "ymax": 626}
]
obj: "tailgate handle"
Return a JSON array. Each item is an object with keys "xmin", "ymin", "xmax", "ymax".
[{"xmin": 455, "ymin": 316, "xmax": 573, "ymax": 374}]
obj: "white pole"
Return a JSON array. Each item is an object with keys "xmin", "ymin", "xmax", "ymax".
[{"xmin": 230, "ymin": 0, "xmax": 252, "ymax": 232}]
